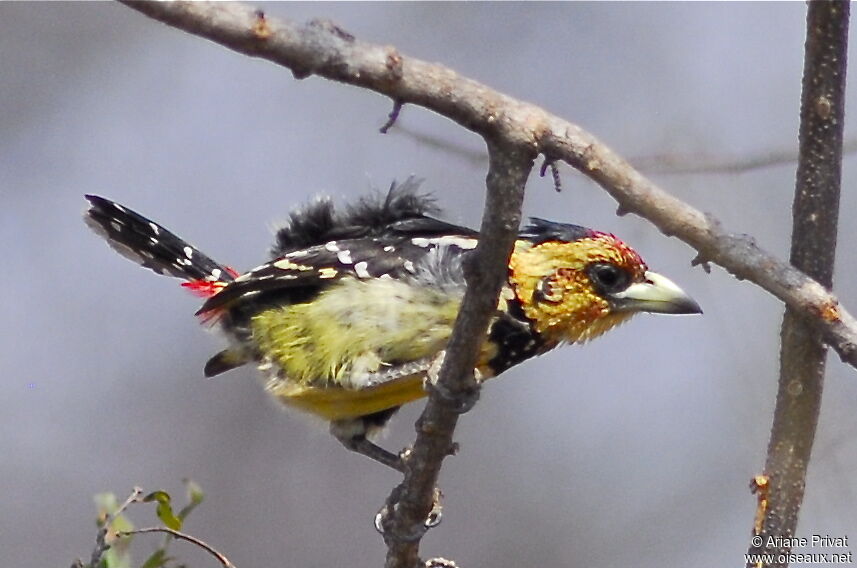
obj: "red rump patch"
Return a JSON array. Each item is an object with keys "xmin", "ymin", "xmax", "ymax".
[
  {"xmin": 181, "ymin": 280, "xmax": 227, "ymax": 298},
  {"xmin": 181, "ymin": 280, "xmax": 228, "ymax": 325},
  {"xmin": 181, "ymin": 267, "xmax": 240, "ymax": 299}
]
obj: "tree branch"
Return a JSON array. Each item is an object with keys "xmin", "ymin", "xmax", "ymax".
[
  {"xmin": 746, "ymin": 3, "xmax": 849, "ymax": 567},
  {"xmin": 378, "ymin": 141, "xmax": 532, "ymax": 567},
  {"xmin": 120, "ymin": 0, "xmax": 857, "ymax": 372}
]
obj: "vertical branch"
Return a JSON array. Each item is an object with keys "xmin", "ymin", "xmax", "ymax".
[
  {"xmin": 747, "ymin": 2, "xmax": 848, "ymax": 566},
  {"xmin": 381, "ymin": 140, "xmax": 533, "ymax": 568}
]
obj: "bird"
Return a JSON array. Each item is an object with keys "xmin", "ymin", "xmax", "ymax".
[{"xmin": 84, "ymin": 179, "xmax": 701, "ymax": 471}]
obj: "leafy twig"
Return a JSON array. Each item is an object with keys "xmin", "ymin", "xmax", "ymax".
[{"xmin": 88, "ymin": 487, "xmax": 143, "ymax": 568}]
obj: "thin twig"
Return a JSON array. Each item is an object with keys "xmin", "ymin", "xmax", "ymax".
[
  {"xmin": 118, "ymin": 527, "xmax": 237, "ymax": 568},
  {"xmin": 746, "ymin": 3, "xmax": 848, "ymax": 567},
  {"xmin": 380, "ymin": 99, "xmax": 404, "ymax": 133},
  {"xmin": 392, "ymin": 126, "xmax": 487, "ymax": 166},
  {"xmin": 539, "ymin": 157, "xmax": 562, "ymax": 192},
  {"xmin": 631, "ymin": 138, "xmax": 857, "ymax": 175},
  {"xmin": 119, "ymin": 1, "xmax": 857, "ymax": 372}
]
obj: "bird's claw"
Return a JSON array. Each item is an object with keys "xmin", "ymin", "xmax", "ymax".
[{"xmin": 374, "ymin": 488, "xmax": 444, "ymax": 537}]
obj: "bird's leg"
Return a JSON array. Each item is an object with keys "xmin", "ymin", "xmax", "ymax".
[
  {"xmin": 330, "ymin": 416, "xmax": 446, "ymax": 533},
  {"xmin": 329, "ymin": 419, "xmax": 406, "ymax": 472},
  {"xmin": 338, "ymin": 433, "xmax": 406, "ymax": 472}
]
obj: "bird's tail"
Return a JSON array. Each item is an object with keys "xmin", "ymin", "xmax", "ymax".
[{"xmin": 84, "ymin": 195, "xmax": 238, "ymax": 297}]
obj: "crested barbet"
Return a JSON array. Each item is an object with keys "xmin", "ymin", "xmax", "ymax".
[{"xmin": 84, "ymin": 179, "xmax": 701, "ymax": 470}]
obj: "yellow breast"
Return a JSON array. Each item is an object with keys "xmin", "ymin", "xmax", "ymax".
[{"xmin": 267, "ymin": 373, "xmax": 428, "ymax": 421}]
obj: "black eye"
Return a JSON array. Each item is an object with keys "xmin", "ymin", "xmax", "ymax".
[{"xmin": 588, "ymin": 263, "xmax": 631, "ymax": 294}]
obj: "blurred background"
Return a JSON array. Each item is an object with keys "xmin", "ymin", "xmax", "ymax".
[{"xmin": 2, "ymin": 3, "xmax": 856, "ymax": 567}]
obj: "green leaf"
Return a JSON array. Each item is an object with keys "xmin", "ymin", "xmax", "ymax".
[
  {"xmin": 142, "ymin": 491, "xmax": 182, "ymax": 531},
  {"xmin": 94, "ymin": 493, "xmax": 120, "ymax": 527},
  {"xmin": 178, "ymin": 479, "xmax": 204, "ymax": 521},
  {"xmin": 102, "ymin": 545, "xmax": 132, "ymax": 568},
  {"xmin": 140, "ymin": 548, "xmax": 170, "ymax": 568},
  {"xmin": 110, "ymin": 512, "xmax": 135, "ymax": 536},
  {"xmin": 93, "ymin": 492, "xmax": 134, "ymax": 549}
]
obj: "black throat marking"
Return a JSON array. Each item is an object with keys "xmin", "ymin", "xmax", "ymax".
[{"xmin": 486, "ymin": 297, "xmax": 545, "ymax": 374}]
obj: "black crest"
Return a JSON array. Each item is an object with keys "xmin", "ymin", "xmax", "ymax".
[
  {"xmin": 519, "ymin": 218, "xmax": 595, "ymax": 245},
  {"xmin": 271, "ymin": 178, "xmax": 473, "ymax": 256}
]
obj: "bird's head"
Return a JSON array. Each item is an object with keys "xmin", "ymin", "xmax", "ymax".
[{"xmin": 509, "ymin": 219, "xmax": 701, "ymax": 345}]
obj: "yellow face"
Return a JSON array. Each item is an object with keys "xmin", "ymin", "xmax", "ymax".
[{"xmin": 508, "ymin": 234, "xmax": 649, "ymax": 345}]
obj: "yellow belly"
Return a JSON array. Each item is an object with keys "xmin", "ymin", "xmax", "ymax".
[
  {"xmin": 267, "ymin": 373, "xmax": 428, "ymax": 421},
  {"xmin": 249, "ymin": 277, "xmax": 504, "ymax": 421}
]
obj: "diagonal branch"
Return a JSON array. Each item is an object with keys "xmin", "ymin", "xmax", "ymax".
[
  {"xmin": 746, "ymin": 2, "xmax": 849, "ymax": 567},
  {"xmin": 120, "ymin": 0, "xmax": 857, "ymax": 373}
]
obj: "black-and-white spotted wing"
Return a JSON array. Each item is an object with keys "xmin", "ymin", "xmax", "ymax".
[{"xmin": 198, "ymin": 232, "xmax": 480, "ymax": 315}]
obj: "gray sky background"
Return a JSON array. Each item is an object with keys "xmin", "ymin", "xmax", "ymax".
[{"xmin": 2, "ymin": 3, "xmax": 856, "ymax": 567}]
